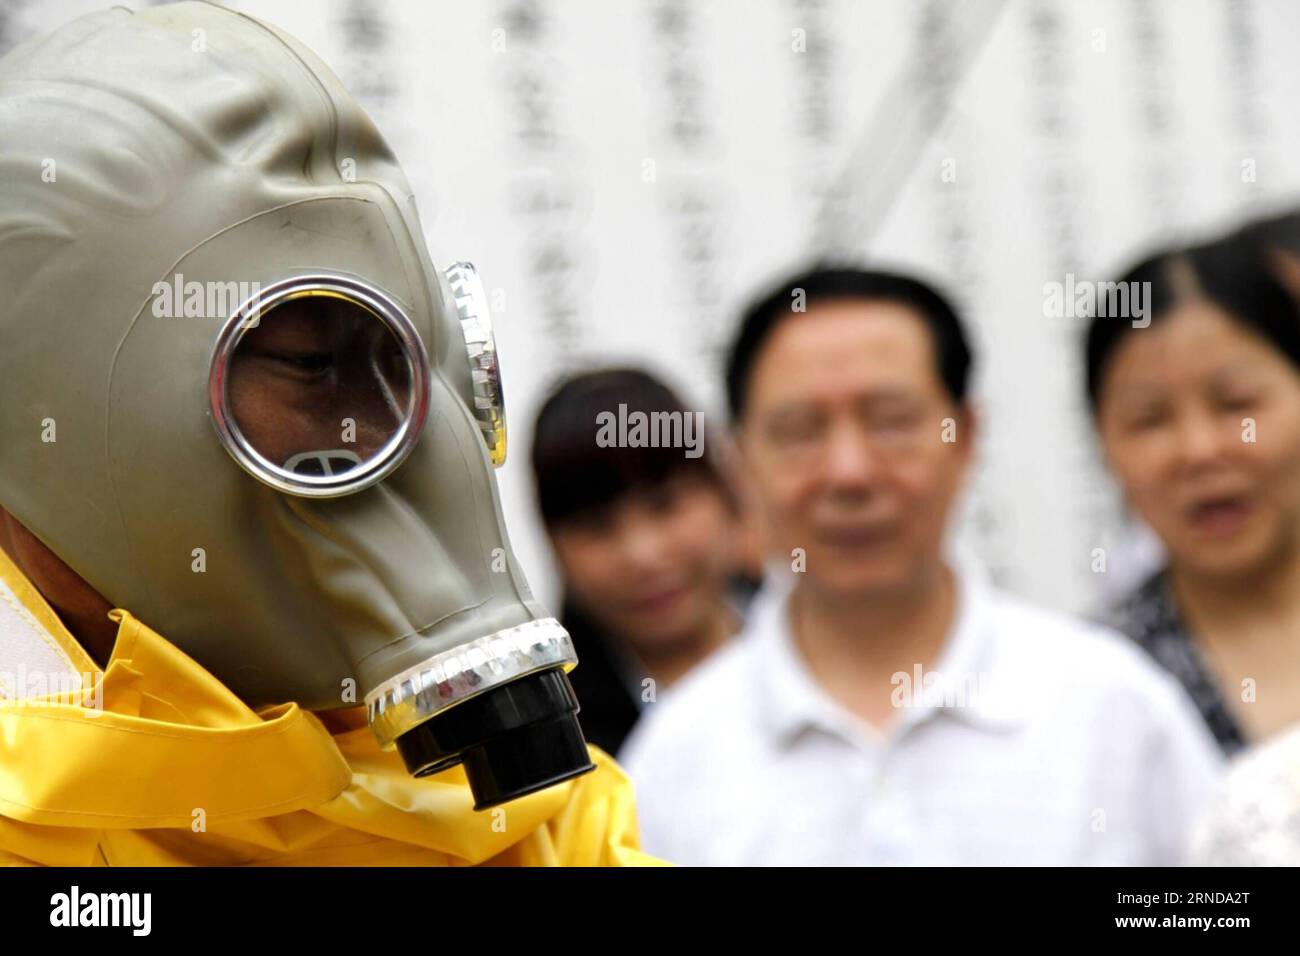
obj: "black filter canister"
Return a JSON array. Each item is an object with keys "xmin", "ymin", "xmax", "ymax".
[{"xmin": 394, "ymin": 667, "xmax": 596, "ymax": 810}]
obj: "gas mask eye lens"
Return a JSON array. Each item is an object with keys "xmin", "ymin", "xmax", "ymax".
[
  {"xmin": 210, "ymin": 275, "xmax": 430, "ymax": 497},
  {"xmin": 226, "ymin": 298, "xmax": 410, "ymax": 473}
]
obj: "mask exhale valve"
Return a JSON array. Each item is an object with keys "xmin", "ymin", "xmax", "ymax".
[{"xmin": 394, "ymin": 668, "xmax": 595, "ymax": 810}]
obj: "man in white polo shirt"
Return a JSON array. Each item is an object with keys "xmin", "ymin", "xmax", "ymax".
[{"xmin": 620, "ymin": 266, "xmax": 1223, "ymax": 866}]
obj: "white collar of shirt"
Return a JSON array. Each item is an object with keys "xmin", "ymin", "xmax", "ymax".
[{"xmin": 751, "ymin": 566, "xmax": 1031, "ymax": 750}]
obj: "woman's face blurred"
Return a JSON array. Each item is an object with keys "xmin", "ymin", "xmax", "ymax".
[
  {"xmin": 1097, "ymin": 299, "xmax": 1300, "ymax": 580},
  {"xmin": 549, "ymin": 473, "xmax": 737, "ymax": 651}
]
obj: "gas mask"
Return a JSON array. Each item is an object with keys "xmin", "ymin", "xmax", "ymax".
[{"xmin": 0, "ymin": 2, "xmax": 592, "ymax": 808}]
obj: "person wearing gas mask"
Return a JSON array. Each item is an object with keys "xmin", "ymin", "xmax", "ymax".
[{"xmin": 0, "ymin": 2, "xmax": 661, "ymax": 866}]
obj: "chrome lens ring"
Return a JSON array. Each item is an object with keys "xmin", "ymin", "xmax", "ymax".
[{"xmin": 208, "ymin": 273, "xmax": 431, "ymax": 498}]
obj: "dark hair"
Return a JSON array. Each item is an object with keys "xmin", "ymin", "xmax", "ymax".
[
  {"xmin": 1236, "ymin": 208, "xmax": 1300, "ymax": 256},
  {"xmin": 723, "ymin": 265, "xmax": 973, "ymax": 421},
  {"xmin": 1084, "ymin": 230, "xmax": 1300, "ymax": 412},
  {"xmin": 530, "ymin": 367, "xmax": 732, "ymax": 527}
]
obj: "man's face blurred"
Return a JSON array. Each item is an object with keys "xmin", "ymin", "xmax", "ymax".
[{"xmin": 737, "ymin": 297, "xmax": 972, "ymax": 601}]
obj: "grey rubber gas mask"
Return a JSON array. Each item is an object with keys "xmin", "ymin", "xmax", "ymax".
[{"xmin": 0, "ymin": 2, "xmax": 592, "ymax": 808}]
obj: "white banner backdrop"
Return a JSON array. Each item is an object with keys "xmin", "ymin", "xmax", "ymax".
[{"xmin": 6, "ymin": 0, "xmax": 1299, "ymax": 616}]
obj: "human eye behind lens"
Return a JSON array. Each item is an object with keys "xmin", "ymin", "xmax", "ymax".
[{"xmin": 256, "ymin": 349, "xmax": 335, "ymax": 381}]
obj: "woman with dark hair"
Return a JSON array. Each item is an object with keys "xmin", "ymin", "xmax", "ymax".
[
  {"xmin": 530, "ymin": 368, "xmax": 756, "ymax": 757},
  {"xmin": 1086, "ymin": 219, "xmax": 1300, "ymax": 757}
]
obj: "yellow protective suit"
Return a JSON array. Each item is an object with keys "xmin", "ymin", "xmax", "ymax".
[{"xmin": 0, "ymin": 548, "xmax": 665, "ymax": 867}]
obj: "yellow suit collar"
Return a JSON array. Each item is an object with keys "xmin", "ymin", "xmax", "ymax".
[{"xmin": 0, "ymin": 548, "xmax": 660, "ymax": 866}]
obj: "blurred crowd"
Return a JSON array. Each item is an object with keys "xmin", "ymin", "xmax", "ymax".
[{"xmin": 531, "ymin": 207, "xmax": 1300, "ymax": 865}]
